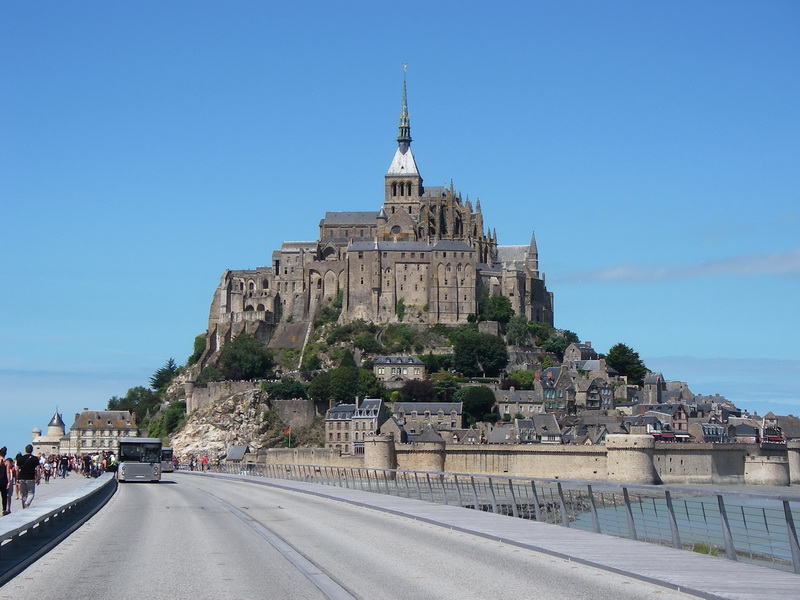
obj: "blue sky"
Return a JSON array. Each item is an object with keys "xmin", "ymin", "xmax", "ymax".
[{"xmin": 1, "ymin": 2, "xmax": 798, "ymax": 454}]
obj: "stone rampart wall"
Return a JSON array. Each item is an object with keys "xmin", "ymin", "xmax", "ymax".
[
  {"xmin": 262, "ymin": 447, "xmax": 363, "ymax": 469},
  {"xmin": 271, "ymin": 398, "xmax": 317, "ymax": 430},
  {"xmin": 254, "ymin": 438, "xmax": 795, "ymax": 487},
  {"xmin": 439, "ymin": 444, "xmax": 608, "ymax": 479},
  {"xmin": 187, "ymin": 380, "xmax": 261, "ymax": 413}
]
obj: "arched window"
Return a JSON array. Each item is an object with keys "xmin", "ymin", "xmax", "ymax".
[{"xmin": 392, "ymin": 182, "xmax": 397, "ymax": 196}]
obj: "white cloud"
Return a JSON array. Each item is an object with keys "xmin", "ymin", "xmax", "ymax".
[{"xmin": 558, "ymin": 248, "xmax": 800, "ymax": 283}]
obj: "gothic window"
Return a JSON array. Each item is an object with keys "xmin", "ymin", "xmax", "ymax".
[
  {"xmin": 262, "ymin": 280, "xmax": 269, "ymax": 289},
  {"xmin": 406, "ymin": 182, "xmax": 411, "ymax": 195},
  {"xmin": 408, "ymin": 205, "xmax": 412, "ymax": 213},
  {"xmin": 392, "ymin": 182, "xmax": 397, "ymax": 196},
  {"xmin": 249, "ymin": 281, "xmax": 255, "ymax": 292}
]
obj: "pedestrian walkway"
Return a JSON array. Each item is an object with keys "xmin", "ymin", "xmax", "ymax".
[
  {"xmin": 4, "ymin": 472, "xmax": 98, "ymax": 516},
  {"xmin": 184, "ymin": 471, "xmax": 799, "ymax": 600}
]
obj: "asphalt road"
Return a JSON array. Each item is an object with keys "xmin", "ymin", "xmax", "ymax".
[{"xmin": 3, "ymin": 474, "xmax": 700, "ymax": 600}]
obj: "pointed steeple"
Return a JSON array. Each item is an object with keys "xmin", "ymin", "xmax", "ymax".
[{"xmin": 397, "ymin": 63, "xmax": 412, "ymax": 153}]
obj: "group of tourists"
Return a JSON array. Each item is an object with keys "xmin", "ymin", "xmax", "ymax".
[
  {"xmin": 185, "ymin": 454, "xmax": 220, "ymax": 471},
  {"xmin": 0, "ymin": 446, "xmax": 117, "ymax": 515}
]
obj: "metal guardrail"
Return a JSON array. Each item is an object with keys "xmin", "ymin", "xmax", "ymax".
[
  {"xmin": 0, "ymin": 472, "xmax": 117, "ymax": 584},
  {"xmin": 218, "ymin": 462, "xmax": 800, "ymax": 573}
]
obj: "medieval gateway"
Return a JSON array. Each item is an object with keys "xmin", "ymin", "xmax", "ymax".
[{"xmin": 205, "ymin": 76, "xmax": 553, "ymax": 353}]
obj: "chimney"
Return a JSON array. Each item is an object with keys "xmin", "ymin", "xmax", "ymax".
[{"xmin": 585, "ymin": 341, "xmax": 591, "ymax": 347}]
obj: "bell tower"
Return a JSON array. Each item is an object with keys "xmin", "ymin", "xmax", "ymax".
[{"xmin": 384, "ymin": 65, "xmax": 423, "ymax": 221}]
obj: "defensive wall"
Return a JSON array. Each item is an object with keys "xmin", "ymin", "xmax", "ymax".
[
  {"xmin": 185, "ymin": 380, "xmax": 261, "ymax": 413},
  {"xmin": 254, "ymin": 435, "xmax": 800, "ymax": 487}
]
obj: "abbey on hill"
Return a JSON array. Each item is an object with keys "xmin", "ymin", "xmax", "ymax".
[{"xmin": 205, "ymin": 75, "xmax": 553, "ymax": 355}]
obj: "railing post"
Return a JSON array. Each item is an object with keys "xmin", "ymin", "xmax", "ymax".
[
  {"xmin": 454, "ymin": 475, "xmax": 463, "ymax": 508},
  {"xmin": 471, "ymin": 476, "xmax": 480, "ymax": 511},
  {"xmin": 556, "ymin": 482, "xmax": 569, "ymax": 527},
  {"xmin": 488, "ymin": 478, "xmax": 498, "ymax": 514},
  {"xmin": 587, "ymin": 484, "xmax": 600, "ymax": 533},
  {"xmin": 414, "ymin": 472, "xmax": 423, "ymax": 500},
  {"xmin": 665, "ymin": 490, "xmax": 682, "ymax": 550},
  {"xmin": 508, "ymin": 479, "xmax": 519, "ymax": 519},
  {"xmin": 622, "ymin": 487, "xmax": 638, "ymax": 540},
  {"xmin": 382, "ymin": 470, "xmax": 391, "ymax": 495},
  {"xmin": 717, "ymin": 494, "xmax": 737, "ymax": 561},
  {"xmin": 530, "ymin": 481, "xmax": 542, "ymax": 522},
  {"xmin": 783, "ymin": 500, "xmax": 800, "ymax": 574},
  {"xmin": 439, "ymin": 474, "xmax": 448, "ymax": 506},
  {"xmin": 425, "ymin": 473, "xmax": 434, "ymax": 502},
  {"xmin": 365, "ymin": 470, "xmax": 373, "ymax": 493}
]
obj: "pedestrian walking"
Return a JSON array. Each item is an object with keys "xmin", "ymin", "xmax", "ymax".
[
  {"xmin": 0, "ymin": 447, "xmax": 10, "ymax": 515},
  {"xmin": 4, "ymin": 457, "xmax": 15, "ymax": 514},
  {"xmin": 17, "ymin": 445, "xmax": 41, "ymax": 509}
]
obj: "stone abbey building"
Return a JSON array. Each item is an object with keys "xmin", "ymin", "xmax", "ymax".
[{"xmin": 205, "ymin": 76, "xmax": 553, "ymax": 355}]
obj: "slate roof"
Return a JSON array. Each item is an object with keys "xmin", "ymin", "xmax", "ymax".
[
  {"xmin": 48, "ymin": 412, "xmax": 65, "ymax": 428},
  {"xmin": 494, "ymin": 389, "xmax": 542, "ymax": 403},
  {"xmin": 320, "ymin": 211, "xmax": 379, "ymax": 225},
  {"xmin": 413, "ymin": 424, "xmax": 445, "ymax": 443},
  {"xmin": 71, "ymin": 410, "xmax": 136, "ymax": 430},
  {"xmin": 354, "ymin": 398, "xmax": 383, "ymax": 418},
  {"xmin": 373, "ymin": 356, "xmax": 424, "ymax": 366},
  {"xmin": 225, "ymin": 445, "xmax": 248, "ymax": 462},
  {"xmin": 326, "ymin": 403, "xmax": 356, "ymax": 420},
  {"xmin": 421, "ymin": 186, "xmax": 448, "ymax": 198},
  {"xmin": 495, "ymin": 245, "xmax": 529, "ymax": 263},
  {"xmin": 387, "ymin": 146, "xmax": 419, "ymax": 175},
  {"xmin": 394, "ymin": 402, "xmax": 462, "ymax": 414}
]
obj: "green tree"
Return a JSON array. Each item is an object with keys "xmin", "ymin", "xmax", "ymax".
[
  {"xmin": 354, "ymin": 333, "xmax": 383, "ymax": 354},
  {"xmin": 454, "ymin": 385, "xmax": 496, "ymax": 424},
  {"xmin": 148, "ymin": 401, "xmax": 187, "ymax": 439},
  {"xmin": 605, "ymin": 343, "xmax": 648, "ymax": 386},
  {"xmin": 400, "ymin": 379, "xmax": 435, "ymax": 402},
  {"xmin": 187, "ymin": 334, "xmax": 206, "ymax": 366},
  {"xmin": 150, "ymin": 358, "xmax": 179, "ymax": 394},
  {"xmin": 217, "ymin": 333, "xmax": 274, "ymax": 380},
  {"xmin": 452, "ymin": 326, "xmax": 509, "ymax": 377},
  {"xmin": 478, "ymin": 293, "xmax": 515, "ymax": 324},
  {"xmin": 506, "ymin": 315, "xmax": 530, "ymax": 345},
  {"xmin": 357, "ymin": 369, "xmax": 386, "ymax": 399},
  {"xmin": 431, "ymin": 373, "xmax": 460, "ymax": 402},
  {"xmin": 309, "ymin": 367, "xmax": 385, "ymax": 404},
  {"xmin": 395, "ymin": 298, "xmax": 406, "ymax": 322},
  {"xmin": 307, "ymin": 371, "xmax": 330, "ymax": 400},
  {"xmin": 339, "ymin": 350, "xmax": 357, "ymax": 368},
  {"xmin": 262, "ymin": 378, "xmax": 308, "ymax": 399},
  {"xmin": 107, "ymin": 386, "xmax": 160, "ymax": 420}
]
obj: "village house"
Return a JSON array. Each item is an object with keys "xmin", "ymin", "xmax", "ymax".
[
  {"xmin": 372, "ymin": 355, "xmax": 426, "ymax": 386},
  {"xmin": 392, "ymin": 402, "xmax": 463, "ymax": 434},
  {"xmin": 325, "ymin": 398, "xmax": 388, "ymax": 455}
]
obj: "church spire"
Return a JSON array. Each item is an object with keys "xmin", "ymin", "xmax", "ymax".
[{"xmin": 397, "ymin": 64, "xmax": 412, "ymax": 153}]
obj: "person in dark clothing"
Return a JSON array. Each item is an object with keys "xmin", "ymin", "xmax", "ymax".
[
  {"xmin": 0, "ymin": 447, "xmax": 10, "ymax": 515},
  {"xmin": 17, "ymin": 445, "xmax": 40, "ymax": 509}
]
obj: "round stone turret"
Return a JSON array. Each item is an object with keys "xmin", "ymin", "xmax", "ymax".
[
  {"xmin": 363, "ymin": 434, "xmax": 397, "ymax": 476},
  {"xmin": 606, "ymin": 434, "xmax": 660, "ymax": 484}
]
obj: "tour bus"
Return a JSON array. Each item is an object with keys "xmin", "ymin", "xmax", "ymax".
[
  {"xmin": 117, "ymin": 437, "xmax": 162, "ymax": 482},
  {"xmin": 161, "ymin": 446, "xmax": 174, "ymax": 473}
]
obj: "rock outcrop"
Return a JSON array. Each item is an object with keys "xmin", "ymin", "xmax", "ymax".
[{"xmin": 170, "ymin": 388, "xmax": 273, "ymax": 459}]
